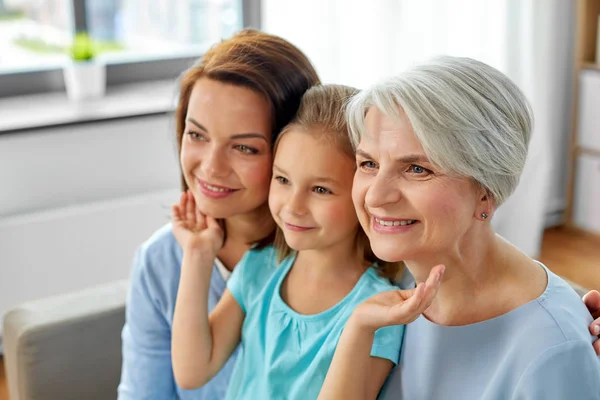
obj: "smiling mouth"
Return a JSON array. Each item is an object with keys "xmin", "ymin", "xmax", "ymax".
[
  {"xmin": 373, "ymin": 217, "xmax": 418, "ymax": 226},
  {"xmin": 283, "ymin": 222, "xmax": 315, "ymax": 231},
  {"xmin": 198, "ymin": 179, "xmax": 238, "ymax": 193}
]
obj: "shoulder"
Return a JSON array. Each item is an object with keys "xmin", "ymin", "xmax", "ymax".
[
  {"xmin": 138, "ymin": 222, "xmax": 181, "ymax": 262},
  {"xmin": 513, "ymin": 339, "xmax": 600, "ymax": 399},
  {"xmin": 361, "ymin": 267, "xmax": 398, "ymax": 293},
  {"xmin": 127, "ymin": 223, "xmax": 184, "ymax": 313},
  {"xmin": 533, "ymin": 265, "xmax": 594, "ymax": 343},
  {"xmin": 494, "ymin": 265, "xmax": 597, "ymax": 372},
  {"xmin": 231, "ymin": 245, "xmax": 278, "ymax": 286},
  {"xmin": 345, "ymin": 267, "xmax": 398, "ymax": 309},
  {"xmin": 132, "ymin": 223, "xmax": 182, "ymax": 284}
]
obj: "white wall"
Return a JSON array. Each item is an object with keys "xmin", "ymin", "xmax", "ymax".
[
  {"xmin": 0, "ymin": 114, "xmax": 181, "ymax": 322},
  {"xmin": 263, "ymin": 0, "xmax": 577, "ymax": 249}
]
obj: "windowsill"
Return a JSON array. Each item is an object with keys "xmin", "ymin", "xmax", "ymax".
[{"xmin": 0, "ymin": 79, "xmax": 179, "ymax": 134}]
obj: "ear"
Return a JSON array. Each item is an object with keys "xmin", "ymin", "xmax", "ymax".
[{"xmin": 475, "ymin": 188, "xmax": 495, "ymax": 221}]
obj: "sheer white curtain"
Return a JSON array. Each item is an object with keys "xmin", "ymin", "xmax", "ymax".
[{"xmin": 263, "ymin": 0, "xmax": 575, "ymax": 257}]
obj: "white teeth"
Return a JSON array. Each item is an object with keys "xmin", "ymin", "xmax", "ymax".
[
  {"xmin": 204, "ymin": 183, "xmax": 230, "ymax": 192},
  {"xmin": 374, "ymin": 218, "xmax": 416, "ymax": 226}
]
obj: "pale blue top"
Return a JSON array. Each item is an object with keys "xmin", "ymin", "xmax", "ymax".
[
  {"xmin": 118, "ymin": 223, "xmax": 238, "ymax": 400},
  {"xmin": 225, "ymin": 246, "xmax": 405, "ymax": 400},
  {"xmin": 380, "ymin": 265, "xmax": 600, "ymax": 400}
]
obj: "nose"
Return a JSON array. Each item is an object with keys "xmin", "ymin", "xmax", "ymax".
[
  {"xmin": 365, "ymin": 171, "xmax": 403, "ymax": 209},
  {"xmin": 200, "ymin": 144, "xmax": 229, "ymax": 178},
  {"xmin": 283, "ymin": 189, "xmax": 308, "ymax": 217}
]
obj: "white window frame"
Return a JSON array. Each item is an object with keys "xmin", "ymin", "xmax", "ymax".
[{"xmin": 0, "ymin": 0, "xmax": 261, "ymax": 98}]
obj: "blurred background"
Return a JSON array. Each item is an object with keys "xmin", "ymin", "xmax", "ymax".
[{"xmin": 0, "ymin": 0, "xmax": 599, "ymax": 396}]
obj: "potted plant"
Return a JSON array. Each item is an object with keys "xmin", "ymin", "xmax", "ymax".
[{"xmin": 63, "ymin": 31, "xmax": 106, "ymax": 101}]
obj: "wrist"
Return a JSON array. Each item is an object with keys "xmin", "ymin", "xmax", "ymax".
[
  {"xmin": 347, "ymin": 312, "xmax": 379, "ymax": 336},
  {"xmin": 183, "ymin": 243, "xmax": 218, "ymax": 260}
]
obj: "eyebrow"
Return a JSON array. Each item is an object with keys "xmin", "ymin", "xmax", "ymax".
[
  {"xmin": 273, "ymin": 165, "xmax": 340, "ymax": 185},
  {"xmin": 395, "ymin": 154, "xmax": 430, "ymax": 164},
  {"xmin": 355, "ymin": 149, "xmax": 430, "ymax": 164},
  {"xmin": 187, "ymin": 117, "xmax": 269, "ymax": 142},
  {"xmin": 355, "ymin": 149, "xmax": 372, "ymax": 159}
]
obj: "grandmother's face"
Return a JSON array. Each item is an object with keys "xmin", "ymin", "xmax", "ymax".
[{"xmin": 352, "ymin": 107, "xmax": 484, "ymax": 262}]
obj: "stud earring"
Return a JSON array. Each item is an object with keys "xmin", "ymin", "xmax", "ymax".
[{"xmin": 481, "ymin": 212, "xmax": 488, "ymax": 219}]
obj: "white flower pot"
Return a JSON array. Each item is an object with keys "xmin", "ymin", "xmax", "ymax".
[{"xmin": 63, "ymin": 61, "xmax": 106, "ymax": 101}]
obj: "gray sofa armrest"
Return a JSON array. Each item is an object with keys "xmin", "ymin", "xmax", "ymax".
[{"xmin": 2, "ymin": 280, "xmax": 128, "ymax": 400}]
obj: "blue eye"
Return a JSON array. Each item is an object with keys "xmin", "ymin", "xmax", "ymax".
[
  {"xmin": 409, "ymin": 165, "xmax": 432, "ymax": 175},
  {"xmin": 359, "ymin": 160, "xmax": 378, "ymax": 170}
]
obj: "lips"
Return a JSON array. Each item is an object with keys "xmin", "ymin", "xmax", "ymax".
[
  {"xmin": 197, "ymin": 178, "xmax": 239, "ymax": 199},
  {"xmin": 283, "ymin": 222, "xmax": 315, "ymax": 232},
  {"xmin": 370, "ymin": 214, "xmax": 420, "ymax": 233},
  {"xmin": 373, "ymin": 217, "xmax": 417, "ymax": 227}
]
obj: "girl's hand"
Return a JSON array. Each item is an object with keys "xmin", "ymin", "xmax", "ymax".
[
  {"xmin": 583, "ymin": 290, "xmax": 600, "ymax": 355},
  {"xmin": 351, "ymin": 265, "xmax": 445, "ymax": 331},
  {"xmin": 172, "ymin": 191, "xmax": 224, "ymax": 255}
]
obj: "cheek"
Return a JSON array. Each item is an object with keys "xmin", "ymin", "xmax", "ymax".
[
  {"xmin": 179, "ymin": 144, "xmax": 196, "ymax": 179},
  {"xmin": 237, "ymin": 155, "xmax": 273, "ymax": 188},
  {"xmin": 322, "ymin": 198, "xmax": 359, "ymax": 230},
  {"xmin": 268, "ymin": 182, "xmax": 283, "ymax": 214},
  {"xmin": 419, "ymin": 186, "xmax": 474, "ymax": 229},
  {"xmin": 352, "ymin": 176, "xmax": 369, "ymax": 218}
]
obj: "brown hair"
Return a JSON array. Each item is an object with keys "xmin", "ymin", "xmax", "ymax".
[
  {"xmin": 272, "ymin": 84, "xmax": 403, "ymax": 280},
  {"xmin": 175, "ymin": 29, "xmax": 320, "ymax": 246}
]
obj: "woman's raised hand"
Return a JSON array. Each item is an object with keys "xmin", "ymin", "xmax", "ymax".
[
  {"xmin": 172, "ymin": 191, "xmax": 224, "ymax": 256},
  {"xmin": 351, "ymin": 265, "xmax": 445, "ymax": 330}
]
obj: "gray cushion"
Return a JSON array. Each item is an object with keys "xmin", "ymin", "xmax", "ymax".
[{"xmin": 2, "ymin": 280, "xmax": 127, "ymax": 400}]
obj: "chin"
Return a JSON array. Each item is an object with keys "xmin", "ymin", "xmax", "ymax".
[
  {"xmin": 194, "ymin": 198, "xmax": 239, "ymax": 219},
  {"xmin": 370, "ymin": 240, "xmax": 411, "ymax": 263},
  {"xmin": 282, "ymin": 237, "xmax": 313, "ymax": 252}
]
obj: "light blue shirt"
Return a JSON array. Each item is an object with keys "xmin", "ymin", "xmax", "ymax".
[
  {"xmin": 226, "ymin": 246, "xmax": 405, "ymax": 400},
  {"xmin": 118, "ymin": 223, "xmax": 238, "ymax": 400},
  {"xmin": 380, "ymin": 264, "xmax": 600, "ymax": 399}
]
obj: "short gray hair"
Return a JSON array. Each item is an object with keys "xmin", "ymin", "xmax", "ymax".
[{"xmin": 347, "ymin": 56, "xmax": 533, "ymax": 206}]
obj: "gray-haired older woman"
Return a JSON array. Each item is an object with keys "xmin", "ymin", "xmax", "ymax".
[{"xmin": 318, "ymin": 56, "xmax": 600, "ymax": 400}]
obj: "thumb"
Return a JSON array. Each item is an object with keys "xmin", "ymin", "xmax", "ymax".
[
  {"xmin": 583, "ymin": 290, "xmax": 600, "ymax": 319},
  {"xmin": 206, "ymin": 216, "xmax": 223, "ymax": 233}
]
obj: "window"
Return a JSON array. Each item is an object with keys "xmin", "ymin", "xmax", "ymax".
[{"xmin": 0, "ymin": 0, "xmax": 255, "ymax": 94}]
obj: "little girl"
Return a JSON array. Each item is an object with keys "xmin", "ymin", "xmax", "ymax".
[{"xmin": 171, "ymin": 84, "xmax": 442, "ymax": 399}]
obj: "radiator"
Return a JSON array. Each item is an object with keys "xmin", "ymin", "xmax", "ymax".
[{"xmin": 0, "ymin": 189, "xmax": 180, "ymax": 334}]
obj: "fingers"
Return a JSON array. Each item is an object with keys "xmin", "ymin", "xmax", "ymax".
[
  {"xmin": 172, "ymin": 192, "xmax": 186, "ymax": 222},
  {"xmin": 388, "ymin": 265, "xmax": 445, "ymax": 325},
  {"xmin": 583, "ymin": 290, "xmax": 600, "ymax": 320},
  {"xmin": 594, "ymin": 339, "xmax": 600, "ymax": 356},
  {"xmin": 421, "ymin": 264, "xmax": 445, "ymax": 309},
  {"xmin": 206, "ymin": 215, "xmax": 222, "ymax": 232},
  {"xmin": 185, "ymin": 191, "xmax": 196, "ymax": 225},
  {"xmin": 589, "ymin": 317, "xmax": 600, "ymax": 337},
  {"xmin": 172, "ymin": 205, "xmax": 181, "ymax": 221}
]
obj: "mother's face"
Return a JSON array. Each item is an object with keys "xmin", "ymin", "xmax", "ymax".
[
  {"xmin": 180, "ymin": 78, "xmax": 273, "ymax": 219},
  {"xmin": 352, "ymin": 107, "xmax": 485, "ymax": 262}
]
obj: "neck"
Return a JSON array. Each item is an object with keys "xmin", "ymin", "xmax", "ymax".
[
  {"xmin": 294, "ymin": 233, "xmax": 365, "ymax": 280},
  {"xmin": 407, "ymin": 224, "xmax": 541, "ymax": 326},
  {"xmin": 224, "ymin": 204, "xmax": 275, "ymax": 246}
]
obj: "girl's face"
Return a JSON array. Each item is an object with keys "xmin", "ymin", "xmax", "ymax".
[
  {"xmin": 269, "ymin": 130, "xmax": 359, "ymax": 253},
  {"xmin": 352, "ymin": 107, "xmax": 485, "ymax": 262},
  {"xmin": 180, "ymin": 78, "xmax": 273, "ymax": 219}
]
